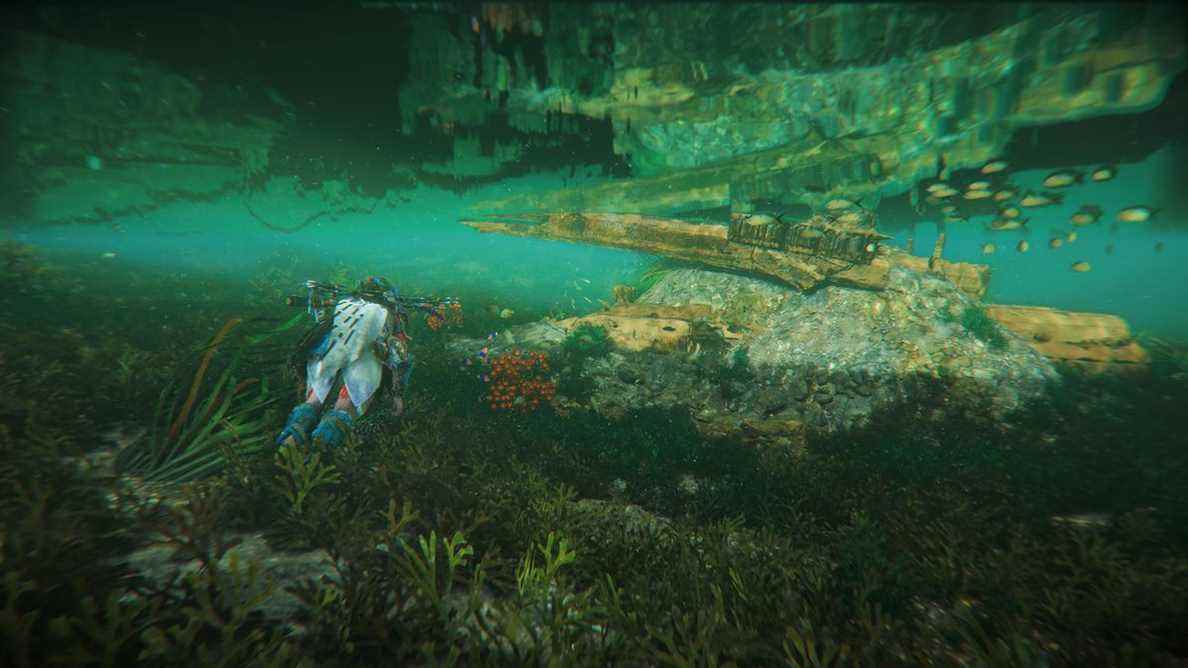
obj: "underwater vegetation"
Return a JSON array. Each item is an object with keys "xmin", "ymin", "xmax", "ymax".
[
  {"xmin": 625, "ymin": 257, "xmax": 695, "ymax": 299},
  {"xmin": 557, "ymin": 323, "xmax": 613, "ymax": 404},
  {"xmin": 3, "ymin": 266, "xmax": 1188, "ymax": 667},
  {"xmin": 559, "ymin": 322, "xmax": 614, "ymax": 363},
  {"xmin": 115, "ymin": 318, "xmax": 277, "ymax": 484},
  {"xmin": 0, "ymin": 239, "xmax": 54, "ymax": 294},
  {"xmin": 942, "ymin": 302, "xmax": 1009, "ymax": 351}
]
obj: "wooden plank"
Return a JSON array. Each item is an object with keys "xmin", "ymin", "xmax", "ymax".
[
  {"xmin": 986, "ymin": 304, "xmax": 1149, "ymax": 368},
  {"xmin": 461, "ymin": 211, "xmax": 990, "ymax": 297}
]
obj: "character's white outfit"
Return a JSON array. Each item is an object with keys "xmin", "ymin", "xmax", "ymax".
[{"xmin": 306, "ymin": 297, "xmax": 393, "ymax": 409}]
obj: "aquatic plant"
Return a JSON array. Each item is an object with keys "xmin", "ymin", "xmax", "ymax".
[
  {"xmin": 115, "ymin": 320, "xmax": 276, "ymax": 483},
  {"xmin": 0, "ymin": 239, "xmax": 53, "ymax": 294},
  {"xmin": 560, "ymin": 322, "xmax": 613, "ymax": 363},
  {"xmin": 170, "ymin": 318, "xmax": 242, "ymax": 441},
  {"xmin": 556, "ymin": 323, "xmax": 613, "ymax": 404},
  {"xmin": 8, "ymin": 281, "xmax": 1188, "ymax": 666},
  {"xmin": 274, "ymin": 443, "xmax": 342, "ymax": 516},
  {"xmin": 625, "ymin": 258, "xmax": 693, "ymax": 298},
  {"xmin": 942, "ymin": 303, "xmax": 1008, "ymax": 351},
  {"xmin": 706, "ymin": 344, "xmax": 755, "ymax": 401}
]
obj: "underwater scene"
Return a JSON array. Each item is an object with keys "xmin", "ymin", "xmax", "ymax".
[{"xmin": 2, "ymin": 2, "xmax": 1188, "ymax": 666}]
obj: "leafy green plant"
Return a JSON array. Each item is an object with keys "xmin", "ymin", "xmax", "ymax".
[
  {"xmin": 625, "ymin": 258, "xmax": 691, "ymax": 298},
  {"xmin": 557, "ymin": 323, "xmax": 613, "ymax": 403},
  {"xmin": 274, "ymin": 443, "xmax": 342, "ymax": 516},
  {"xmin": 941, "ymin": 303, "xmax": 1008, "ymax": 350},
  {"xmin": 560, "ymin": 322, "xmax": 613, "ymax": 364},
  {"xmin": 115, "ymin": 363, "xmax": 275, "ymax": 483},
  {"xmin": 953, "ymin": 608, "xmax": 1048, "ymax": 668},
  {"xmin": 782, "ymin": 619, "xmax": 849, "ymax": 668}
]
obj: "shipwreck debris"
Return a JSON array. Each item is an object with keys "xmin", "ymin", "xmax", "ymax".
[{"xmin": 460, "ymin": 211, "xmax": 991, "ymax": 298}]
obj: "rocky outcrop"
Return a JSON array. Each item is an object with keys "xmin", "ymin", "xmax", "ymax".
[{"xmin": 454, "ymin": 266, "xmax": 1058, "ymax": 446}]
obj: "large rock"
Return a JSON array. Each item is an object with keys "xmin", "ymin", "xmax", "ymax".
[{"xmin": 453, "ymin": 266, "xmax": 1058, "ymax": 446}]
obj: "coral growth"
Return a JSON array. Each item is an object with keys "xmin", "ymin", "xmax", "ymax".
[{"xmin": 486, "ymin": 349, "xmax": 555, "ymax": 413}]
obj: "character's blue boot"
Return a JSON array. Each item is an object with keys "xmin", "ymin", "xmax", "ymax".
[
  {"xmin": 311, "ymin": 409, "xmax": 353, "ymax": 452},
  {"xmin": 277, "ymin": 403, "xmax": 318, "ymax": 448}
]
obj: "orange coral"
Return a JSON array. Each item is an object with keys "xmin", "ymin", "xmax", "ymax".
[
  {"xmin": 427, "ymin": 302, "xmax": 464, "ymax": 331},
  {"xmin": 486, "ymin": 349, "xmax": 555, "ymax": 413}
]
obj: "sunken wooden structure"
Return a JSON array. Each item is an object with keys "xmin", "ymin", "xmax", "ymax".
[{"xmin": 460, "ymin": 211, "xmax": 991, "ymax": 298}]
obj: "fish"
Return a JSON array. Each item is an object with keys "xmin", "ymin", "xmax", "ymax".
[
  {"xmin": 100, "ymin": 251, "xmax": 118, "ymax": 259},
  {"xmin": 1105, "ymin": 243, "xmax": 1115, "ymax": 255},
  {"xmin": 825, "ymin": 198, "xmax": 861, "ymax": 211},
  {"xmin": 834, "ymin": 211, "xmax": 865, "ymax": 225},
  {"xmin": 1090, "ymin": 165, "xmax": 1117, "ymax": 182},
  {"xmin": 1048, "ymin": 237, "xmax": 1063, "ymax": 249},
  {"xmin": 926, "ymin": 182, "xmax": 950, "ymax": 193},
  {"xmin": 993, "ymin": 189, "xmax": 1017, "ymax": 202},
  {"xmin": 498, "ymin": 308, "xmax": 515, "ymax": 319},
  {"xmin": 968, "ymin": 180, "xmax": 992, "ymax": 190},
  {"xmin": 931, "ymin": 185, "xmax": 959, "ymax": 198},
  {"xmin": 1042, "ymin": 170, "xmax": 1084, "ymax": 188},
  {"xmin": 1071, "ymin": 261, "xmax": 1092, "ymax": 273},
  {"xmin": 1067, "ymin": 231, "xmax": 1078, "ymax": 243},
  {"xmin": 1000, "ymin": 206, "xmax": 1022, "ymax": 219},
  {"xmin": 981, "ymin": 242, "xmax": 997, "ymax": 255},
  {"xmin": 1155, "ymin": 241, "xmax": 1165, "ymax": 253},
  {"xmin": 1020, "ymin": 191, "xmax": 1064, "ymax": 207},
  {"xmin": 989, "ymin": 217, "xmax": 1028, "ymax": 231},
  {"xmin": 941, "ymin": 204, "xmax": 958, "ymax": 214},
  {"xmin": 963, "ymin": 189, "xmax": 994, "ymax": 200},
  {"xmin": 981, "ymin": 160, "xmax": 1009, "ymax": 174},
  {"xmin": 1116, "ymin": 205, "xmax": 1158, "ymax": 223},
  {"xmin": 1016, "ymin": 240, "xmax": 1030, "ymax": 253},
  {"xmin": 925, "ymin": 195, "xmax": 943, "ymax": 206},
  {"xmin": 1069, "ymin": 205, "xmax": 1104, "ymax": 226}
]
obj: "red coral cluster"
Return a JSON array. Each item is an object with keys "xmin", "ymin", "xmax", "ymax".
[
  {"xmin": 487, "ymin": 349, "xmax": 555, "ymax": 413},
  {"xmin": 427, "ymin": 303, "xmax": 464, "ymax": 331}
]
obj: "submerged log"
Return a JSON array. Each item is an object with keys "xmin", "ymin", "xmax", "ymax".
[
  {"xmin": 986, "ymin": 305, "xmax": 1149, "ymax": 372},
  {"xmin": 460, "ymin": 211, "xmax": 991, "ymax": 298}
]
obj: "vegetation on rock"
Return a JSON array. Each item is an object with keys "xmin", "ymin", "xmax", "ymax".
[{"xmin": 3, "ymin": 258, "xmax": 1188, "ymax": 666}]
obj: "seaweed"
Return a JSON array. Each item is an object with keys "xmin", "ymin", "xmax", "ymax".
[
  {"xmin": 559, "ymin": 322, "xmax": 613, "ymax": 364},
  {"xmin": 115, "ymin": 362, "xmax": 275, "ymax": 484},
  {"xmin": 557, "ymin": 323, "xmax": 613, "ymax": 403},
  {"xmin": 7, "ymin": 262, "xmax": 1188, "ymax": 666},
  {"xmin": 942, "ymin": 302, "xmax": 1008, "ymax": 351}
]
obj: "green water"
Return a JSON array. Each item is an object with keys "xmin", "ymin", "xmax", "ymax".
[
  {"xmin": 3, "ymin": 4, "xmax": 1188, "ymax": 665},
  {"xmin": 905, "ymin": 147, "xmax": 1187, "ymax": 339}
]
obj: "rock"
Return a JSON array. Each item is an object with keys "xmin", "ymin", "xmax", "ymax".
[{"xmin": 451, "ymin": 264, "xmax": 1061, "ymax": 447}]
